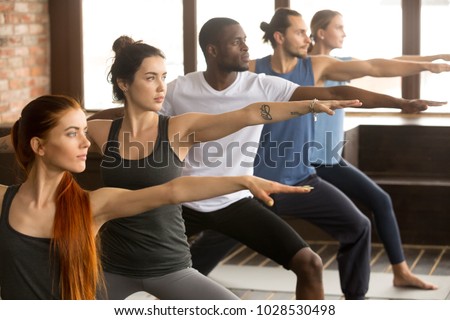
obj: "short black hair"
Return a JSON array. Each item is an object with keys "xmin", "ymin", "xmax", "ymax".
[{"xmin": 199, "ymin": 17, "xmax": 239, "ymax": 58}]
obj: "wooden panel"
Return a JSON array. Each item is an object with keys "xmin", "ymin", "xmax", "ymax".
[
  {"xmin": 358, "ymin": 125, "xmax": 450, "ymax": 180},
  {"xmin": 351, "ymin": 124, "xmax": 450, "ymax": 245},
  {"xmin": 183, "ymin": 0, "xmax": 197, "ymax": 74},
  {"xmin": 402, "ymin": 0, "xmax": 421, "ymax": 99},
  {"xmin": 275, "ymin": 0, "xmax": 290, "ymax": 9},
  {"xmin": 48, "ymin": 0, "xmax": 84, "ymax": 101}
]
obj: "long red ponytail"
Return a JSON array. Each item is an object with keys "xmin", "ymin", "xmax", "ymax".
[{"xmin": 53, "ymin": 172, "xmax": 103, "ymax": 299}]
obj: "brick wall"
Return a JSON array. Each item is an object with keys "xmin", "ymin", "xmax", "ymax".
[{"xmin": 0, "ymin": 0, "xmax": 50, "ymax": 124}]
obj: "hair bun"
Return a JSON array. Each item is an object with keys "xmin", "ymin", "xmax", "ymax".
[
  {"xmin": 112, "ymin": 35, "xmax": 134, "ymax": 54},
  {"xmin": 260, "ymin": 21, "xmax": 271, "ymax": 32}
]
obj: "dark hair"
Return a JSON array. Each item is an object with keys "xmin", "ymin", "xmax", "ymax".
[
  {"xmin": 11, "ymin": 95, "xmax": 102, "ymax": 299},
  {"xmin": 308, "ymin": 10, "xmax": 342, "ymax": 53},
  {"xmin": 260, "ymin": 8, "xmax": 302, "ymax": 49},
  {"xmin": 108, "ymin": 35, "xmax": 165, "ymax": 102},
  {"xmin": 199, "ymin": 17, "xmax": 239, "ymax": 58}
]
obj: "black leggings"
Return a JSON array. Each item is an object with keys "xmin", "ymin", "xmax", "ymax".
[
  {"xmin": 183, "ymin": 197, "xmax": 309, "ymax": 270},
  {"xmin": 189, "ymin": 176, "xmax": 372, "ymax": 299},
  {"xmin": 314, "ymin": 159, "xmax": 405, "ymax": 264}
]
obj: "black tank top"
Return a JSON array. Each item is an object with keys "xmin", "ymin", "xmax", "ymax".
[
  {"xmin": 99, "ymin": 115, "xmax": 190, "ymax": 277},
  {"xmin": 0, "ymin": 185, "xmax": 60, "ymax": 299}
]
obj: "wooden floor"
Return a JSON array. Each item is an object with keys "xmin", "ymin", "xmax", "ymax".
[{"xmin": 215, "ymin": 241, "xmax": 450, "ymax": 300}]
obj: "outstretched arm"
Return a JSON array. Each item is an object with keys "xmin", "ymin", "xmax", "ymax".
[
  {"xmin": 291, "ymin": 85, "xmax": 447, "ymax": 113},
  {"xmin": 91, "ymin": 175, "xmax": 312, "ymax": 228},
  {"xmin": 169, "ymin": 99, "xmax": 361, "ymax": 158},
  {"xmin": 393, "ymin": 54, "xmax": 450, "ymax": 62},
  {"xmin": 320, "ymin": 56, "xmax": 450, "ymax": 82}
]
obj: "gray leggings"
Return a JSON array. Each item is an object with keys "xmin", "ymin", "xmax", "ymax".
[{"xmin": 102, "ymin": 268, "xmax": 239, "ymax": 300}]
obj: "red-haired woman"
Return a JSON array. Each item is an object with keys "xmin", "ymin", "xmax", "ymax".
[{"xmin": 0, "ymin": 95, "xmax": 311, "ymax": 299}]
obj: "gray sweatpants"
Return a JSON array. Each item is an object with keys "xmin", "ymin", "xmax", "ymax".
[{"xmin": 101, "ymin": 268, "xmax": 239, "ymax": 300}]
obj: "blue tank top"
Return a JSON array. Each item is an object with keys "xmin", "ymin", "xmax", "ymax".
[
  {"xmin": 253, "ymin": 55, "xmax": 315, "ymax": 185},
  {"xmin": 100, "ymin": 115, "xmax": 191, "ymax": 278},
  {"xmin": 0, "ymin": 185, "xmax": 60, "ymax": 299},
  {"xmin": 311, "ymin": 57, "xmax": 351, "ymax": 165}
]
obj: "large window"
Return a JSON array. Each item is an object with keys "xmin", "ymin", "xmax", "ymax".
[
  {"xmin": 79, "ymin": 0, "xmax": 449, "ymax": 112},
  {"xmin": 82, "ymin": 0, "xmax": 183, "ymax": 110},
  {"xmin": 291, "ymin": 0, "xmax": 403, "ymax": 101},
  {"xmin": 292, "ymin": 0, "xmax": 450, "ymax": 113}
]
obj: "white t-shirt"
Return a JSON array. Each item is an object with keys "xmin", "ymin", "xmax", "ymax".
[{"xmin": 161, "ymin": 71, "xmax": 298, "ymax": 212}]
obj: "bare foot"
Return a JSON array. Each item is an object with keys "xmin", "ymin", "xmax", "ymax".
[
  {"xmin": 393, "ymin": 273, "xmax": 438, "ymax": 290},
  {"xmin": 392, "ymin": 262, "xmax": 438, "ymax": 290}
]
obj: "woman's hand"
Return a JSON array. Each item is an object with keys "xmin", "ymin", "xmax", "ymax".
[
  {"xmin": 310, "ymin": 99, "xmax": 362, "ymax": 116},
  {"xmin": 242, "ymin": 176, "xmax": 313, "ymax": 207}
]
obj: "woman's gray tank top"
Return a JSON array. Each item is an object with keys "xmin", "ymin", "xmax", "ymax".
[{"xmin": 99, "ymin": 115, "xmax": 191, "ymax": 278}]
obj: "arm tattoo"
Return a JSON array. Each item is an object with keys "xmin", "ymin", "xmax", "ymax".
[
  {"xmin": 290, "ymin": 111, "xmax": 303, "ymax": 117},
  {"xmin": 260, "ymin": 104, "xmax": 272, "ymax": 120}
]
